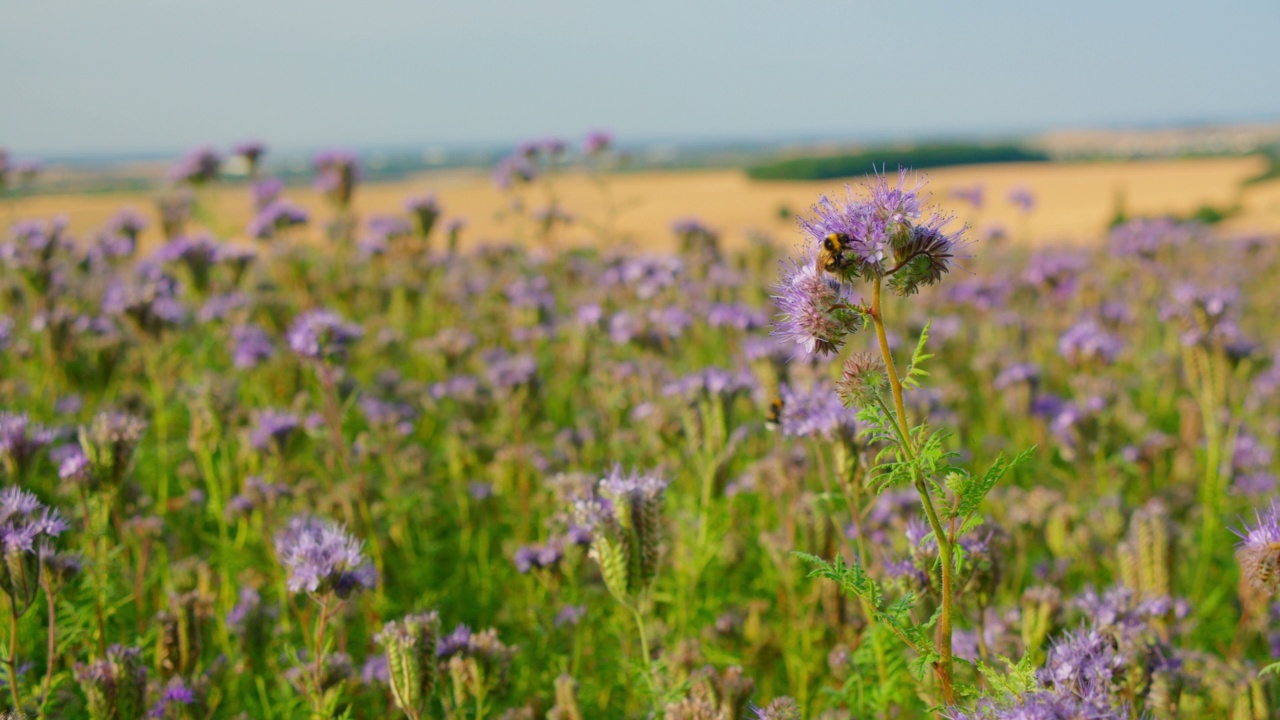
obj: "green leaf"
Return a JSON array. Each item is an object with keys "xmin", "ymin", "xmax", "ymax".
[
  {"xmin": 903, "ymin": 321, "xmax": 934, "ymax": 389},
  {"xmin": 976, "ymin": 654, "xmax": 1039, "ymax": 700},
  {"xmin": 952, "ymin": 446, "xmax": 1036, "ymax": 522}
]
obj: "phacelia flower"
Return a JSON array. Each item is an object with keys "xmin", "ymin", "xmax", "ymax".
[
  {"xmin": 404, "ymin": 194, "xmax": 442, "ymax": 238},
  {"xmin": 249, "ymin": 410, "xmax": 302, "ymax": 455},
  {"xmin": 75, "ymin": 645, "xmax": 148, "ymax": 720},
  {"xmin": 835, "ymin": 351, "xmax": 888, "ymax": 409},
  {"xmin": 230, "ymin": 323, "xmax": 275, "ymax": 369},
  {"xmin": 0, "ymin": 411, "xmax": 57, "ymax": 477},
  {"xmin": 750, "ymin": 697, "xmax": 802, "ymax": 720},
  {"xmin": 777, "ymin": 379, "xmax": 856, "ymax": 439},
  {"xmin": 771, "ymin": 253, "xmax": 863, "ymax": 356},
  {"xmin": 1235, "ymin": 500, "xmax": 1280, "ymax": 595},
  {"xmin": 1058, "ymin": 319, "xmax": 1124, "ymax": 365},
  {"xmin": 0, "ymin": 487, "xmax": 68, "ymax": 615},
  {"xmin": 78, "ymin": 410, "xmax": 147, "ymax": 490},
  {"xmin": 583, "ymin": 130, "xmax": 614, "ymax": 155},
  {"xmin": 1007, "ymin": 186, "xmax": 1036, "ymax": 213},
  {"xmin": 274, "ymin": 515, "xmax": 376, "ymax": 598},
  {"xmin": 286, "ymin": 309, "xmax": 363, "ymax": 363},
  {"xmin": 248, "ymin": 199, "xmax": 309, "ymax": 240},
  {"xmin": 168, "ymin": 146, "xmax": 221, "ymax": 185},
  {"xmin": 313, "ymin": 149, "xmax": 360, "ymax": 206},
  {"xmin": 574, "ymin": 466, "xmax": 670, "ymax": 599}
]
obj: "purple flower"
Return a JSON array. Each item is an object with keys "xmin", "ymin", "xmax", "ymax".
[
  {"xmin": 777, "ymin": 380, "xmax": 855, "ymax": 439},
  {"xmin": 1110, "ymin": 217, "xmax": 1201, "ymax": 260},
  {"xmin": 492, "ymin": 154, "xmax": 536, "ymax": 189},
  {"xmin": 405, "ymin": 193, "xmax": 442, "ymax": 238},
  {"xmin": 1007, "ymin": 185, "xmax": 1035, "ymax": 213},
  {"xmin": 168, "ymin": 146, "xmax": 221, "ymax": 185},
  {"xmin": 513, "ymin": 540, "xmax": 564, "ymax": 574},
  {"xmin": 555, "ymin": 604, "xmax": 586, "ymax": 627},
  {"xmin": 707, "ymin": 303, "xmax": 768, "ymax": 331},
  {"xmin": 1024, "ymin": 252, "xmax": 1086, "ymax": 298},
  {"xmin": 0, "ymin": 411, "xmax": 57, "ymax": 475},
  {"xmin": 949, "ymin": 183, "xmax": 984, "ymax": 209},
  {"xmin": 249, "ymin": 410, "xmax": 301, "ymax": 454},
  {"xmin": 107, "ymin": 207, "xmax": 149, "ymax": 240},
  {"xmin": 149, "ymin": 677, "xmax": 196, "ymax": 718},
  {"xmin": 103, "ymin": 262, "xmax": 187, "ymax": 336},
  {"xmin": 230, "ymin": 323, "xmax": 275, "ymax": 369},
  {"xmin": 484, "ymin": 351, "xmax": 537, "ymax": 390},
  {"xmin": 76, "ymin": 645, "xmax": 147, "ymax": 720},
  {"xmin": 361, "ymin": 654, "xmax": 389, "ymax": 685},
  {"xmin": 771, "ymin": 253, "xmax": 862, "ymax": 356},
  {"xmin": 993, "ymin": 362, "xmax": 1040, "ymax": 390},
  {"xmin": 1234, "ymin": 500, "xmax": 1280, "ymax": 595},
  {"xmin": 583, "ymin": 130, "xmax": 613, "ymax": 155},
  {"xmin": 233, "ymin": 140, "xmax": 266, "ymax": 172},
  {"xmin": 251, "ymin": 177, "xmax": 284, "ymax": 209},
  {"xmin": 436, "ymin": 624, "xmax": 472, "ymax": 658},
  {"xmin": 662, "ymin": 366, "xmax": 754, "ymax": 400},
  {"xmin": 313, "ymin": 149, "xmax": 360, "ymax": 206},
  {"xmin": 0, "ymin": 487, "xmax": 68, "ymax": 615},
  {"xmin": 1058, "ymin": 319, "xmax": 1123, "ymax": 365},
  {"xmin": 287, "ymin": 309, "xmax": 363, "ymax": 363},
  {"xmin": 274, "ymin": 515, "xmax": 376, "ymax": 598},
  {"xmin": 248, "ymin": 199, "xmax": 309, "ymax": 240},
  {"xmin": 359, "ymin": 396, "xmax": 417, "ymax": 436}
]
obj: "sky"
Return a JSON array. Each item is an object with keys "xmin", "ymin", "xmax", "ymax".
[{"xmin": 3, "ymin": 0, "xmax": 1279, "ymax": 156}]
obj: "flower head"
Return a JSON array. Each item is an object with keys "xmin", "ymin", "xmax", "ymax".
[
  {"xmin": 771, "ymin": 253, "xmax": 862, "ymax": 356},
  {"xmin": 1234, "ymin": 500, "xmax": 1280, "ymax": 595},
  {"xmin": 76, "ymin": 645, "xmax": 148, "ymax": 720},
  {"xmin": 0, "ymin": 487, "xmax": 67, "ymax": 615},
  {"xmin": 168, "ymin": 146, "xmax": 221, "ymax": 185},
  {"xmin": 287, "ymin": 309, "xmax": 363, "ymax": 363},
  {"xmin": 274, "ymin": 515, "xmax": 376, "ymax": 597},
  {"xmin": 248, "ymin": 199, "xmax": 309, "ymax": 240}
]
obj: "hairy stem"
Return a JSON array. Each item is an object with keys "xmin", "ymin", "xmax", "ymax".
[{"xmin": 871, "ymin": 278, "xmax": 956, "ymax": 708}]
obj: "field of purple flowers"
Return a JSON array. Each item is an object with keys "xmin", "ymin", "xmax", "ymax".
[{"xmin": 0, "ymin": 139, "xmax": 1278, "ymax": 719}]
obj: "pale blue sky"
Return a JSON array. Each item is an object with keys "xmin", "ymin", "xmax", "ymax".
[{"xmin": 3, "ymin": 0, "xmax": 1278, "ymax": 155}]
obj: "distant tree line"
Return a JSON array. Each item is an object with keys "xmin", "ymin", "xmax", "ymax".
[{"xmin": 745, "ymin": 143, "xmax": 1050, "ymax": 181}]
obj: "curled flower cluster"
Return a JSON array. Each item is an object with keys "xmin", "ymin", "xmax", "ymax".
[
  {"xmin": 0, "ymin": 487, "xmax": 68, "ymax": 615},
  {"xmin": 376, "ymin": 611, "xmax": 442, "ymax": 719},
  {"xmin": 75, "ymin": 644, "xmax": 148, "ymax": 720},
  {"xmin": 574, "ymin": 466, "xmax": 669, "ymax": 600}
]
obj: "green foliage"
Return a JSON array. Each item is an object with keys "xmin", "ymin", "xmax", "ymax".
[
  {"xmin": 948, "ymin": 447, "xmax": 1036, "ymax": 528},
  {"xmin": 975, "ymin": 655, "xmax": 1040, "ymax": 701},
  {"xmin": 794, "ymin": 553, "xmax": 938, "ymax": 680}
]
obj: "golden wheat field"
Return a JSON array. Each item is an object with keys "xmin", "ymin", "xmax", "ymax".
[{"xmin": 5, "ymin": 155, "xmax": 1279, "ymax": 252}]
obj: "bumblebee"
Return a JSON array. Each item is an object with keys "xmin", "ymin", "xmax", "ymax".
[
  {"xmin": 765, "ymin": 396, "xmax": 783, "ymax": 431},
  {"xmin": 817, "ymin": 232, "xmax": 855, "ymax": 277}
]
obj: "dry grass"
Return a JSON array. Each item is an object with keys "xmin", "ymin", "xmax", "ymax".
[{"xmin": 4, "ymin": 156, "xmax": 1277, "ymax": 252}]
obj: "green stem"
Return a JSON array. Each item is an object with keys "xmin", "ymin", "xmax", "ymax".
[
  {"xmin": 8, "ymin": 604, "xmax": 21, "ymax": 713},
  {"xmin": 311, "ymin": 595, "xmax": 333, "ymax": 718},
  {"xmin": 39, "ymin": 585, "xmax": 54, "ymax": 719},
  {"xmin": 870, "ymin": 278, "xmax": 956, "ymax": 708}
]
